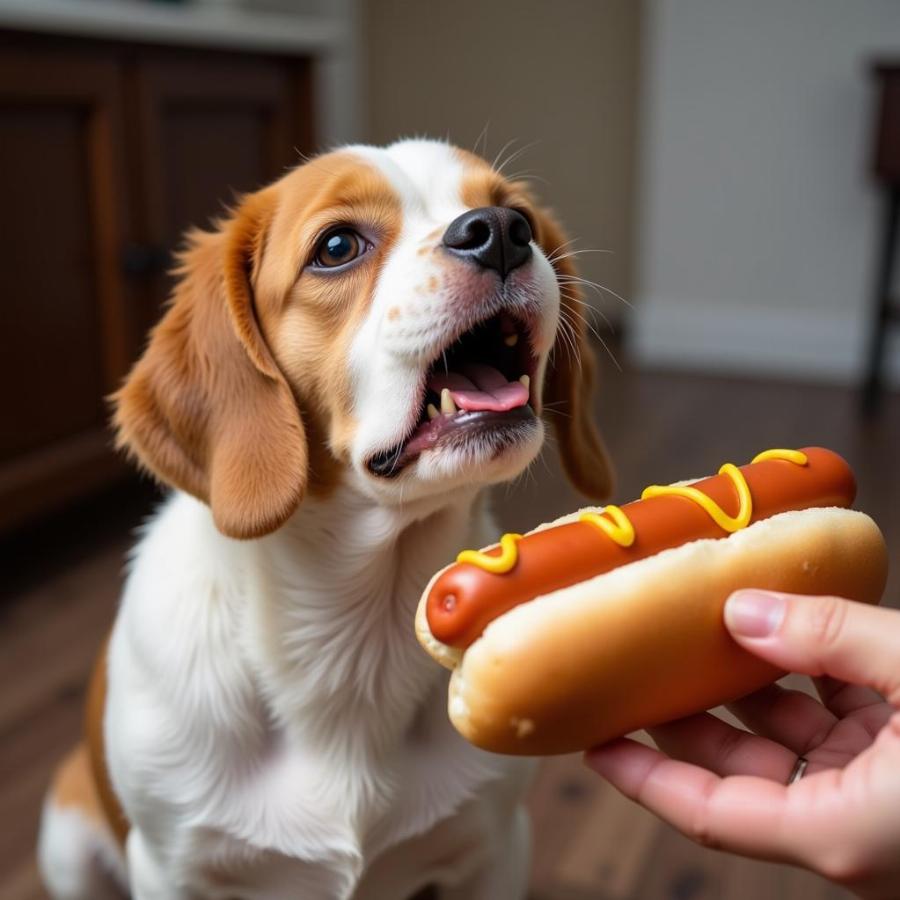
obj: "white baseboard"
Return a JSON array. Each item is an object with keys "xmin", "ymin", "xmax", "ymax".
[{"xmin": 630, "ymin": 296, "xmax": 900, "ymax": 388}]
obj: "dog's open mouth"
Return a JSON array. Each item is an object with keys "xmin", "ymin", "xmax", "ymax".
[{"xmin": 367, "ymin": 310, "xmax": 539, "ymax": 477}]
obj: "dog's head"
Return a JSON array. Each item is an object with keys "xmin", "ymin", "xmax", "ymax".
[{"xmin": 113, "ymin": 140, "xmax": 612, "ymax": 538}]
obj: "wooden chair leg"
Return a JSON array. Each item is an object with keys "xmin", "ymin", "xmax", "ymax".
[{"xmin": 863, "ymin": 187, "xmax": 900, "ymax": 415}]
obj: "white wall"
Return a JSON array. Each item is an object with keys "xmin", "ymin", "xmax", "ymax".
[{"xmin": 632, "ymin": 0, "xmax": 900, "ymax": 385}]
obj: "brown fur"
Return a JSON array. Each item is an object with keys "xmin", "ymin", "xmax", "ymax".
[
  {"xmin": 50, "ymin": 745, "xmax": 109, "ymax": 831},
  {"xmin": 112, "ymin": 154, "xmax": 402, "ymax": 539},
  {"xmin": 112, "ymin": 188, "xmax": 308, "ymax": 540},
  {"xmin": 48, "ymin": 639, "xmax": 128, "ymax": 849},
  {"xmin": 85, "ymin": 640, "xmax": 129, "ymax": 846}
]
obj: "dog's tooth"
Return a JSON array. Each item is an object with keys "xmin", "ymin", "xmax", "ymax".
[
  {"xmin": 519, "ymin": 374, "xmax": 530, "ymax": 390},
  {"xmin": 504, "ymin": 333, "xmax": 519, "ymax": 347},
  {"xmin": 427, "ymin": 403, "xmax": 439, "ymax": 420},
  {"xmin": 440, "ymin": 388, "xmax": 457, "ymax": 415}
]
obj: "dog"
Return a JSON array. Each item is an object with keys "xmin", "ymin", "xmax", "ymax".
[{"xmin": 37, "ymin": 139, "xmax": 611, "ymax": 899}]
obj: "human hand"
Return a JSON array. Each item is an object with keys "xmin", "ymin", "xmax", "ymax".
[{"xmin": 584, "ymin": 590, "xmax": 900, "ymax": 899}]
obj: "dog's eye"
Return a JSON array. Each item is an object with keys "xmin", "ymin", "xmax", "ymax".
[{"xmin": 313, "ymin": 229, "xmax": 366, "ymax": 268}]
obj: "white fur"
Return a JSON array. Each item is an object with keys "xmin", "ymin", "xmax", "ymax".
[
  {"xmin": 42, "ymin": 140, "xmax": 557, "ymax": 899},
  {"xmin": 38, "ymin": 801, "xmax": 128, "ymax": 899},
  {"xmin": 104, "ymin": 488, "xmax": 533, "ymax": 898}
]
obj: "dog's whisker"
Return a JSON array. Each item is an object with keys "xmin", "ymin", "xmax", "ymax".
[
  {"xmin": 559, "ymin": 289, "xmax": 617, "ymax": 335},
  {"xmin": 545, "ymin": 237, "xmax": 579, "ymax": 263},
  {"xmin": 556, "ymin": 311, "xmax": 581, "ymax": 369},
  {"xmin": 540, "ymin": 406, "xmax": 572, "ymax": 419},
  {"xmin": 551, "ymin": 248, "xmax": 614, "ymax": 263},
  {"xmin": 491, "ymin": 136, "xmax": 520, "ymax": 172},
  {"xmin": 494, "ymin": 139, "xmax": 540, "ymax": 176},
  {"xmin": 557, "ymin": 274, "xmax": 634, "ymax": 310},
  {"xmin": 472, "ymin": 121, "xmax": 491, "ymax": 158},
  {"xmin": 558, "ymin": 295, "xmax": 622, "ymax": 372},
  {"xmin": 506, "ymin": 171, "xmax": 550, "ymax": 187}
]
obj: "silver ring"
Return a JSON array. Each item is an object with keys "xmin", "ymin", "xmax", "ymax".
[{"xmin": 788, "ymin": 756, "xmax": 809, "ymax": 785}]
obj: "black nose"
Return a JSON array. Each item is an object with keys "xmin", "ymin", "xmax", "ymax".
[{"xmin": 442, "ymin": 207, "xmax": 533, "ymax": 278}]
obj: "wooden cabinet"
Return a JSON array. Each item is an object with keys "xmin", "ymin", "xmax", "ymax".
[
  {"xmin": 0, "ymin": 34, "xmax": 313, "ymax": 531},
  {"xmin": 130, "ymin": 54, "xmax": 311, "ymax": 337}
]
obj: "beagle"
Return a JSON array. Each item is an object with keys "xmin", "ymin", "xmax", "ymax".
[{"xmin": 37, "ymin": 139, "xmax": 611, "ymax": 899}]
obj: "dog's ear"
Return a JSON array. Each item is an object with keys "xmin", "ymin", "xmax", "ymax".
[
  {"xmin": 532, "ymin": 205, "xmax": 614, "ymax": 501},
  {"xmin": 112, "ymin": 190, "xmax": 308, "ymax": 539}
]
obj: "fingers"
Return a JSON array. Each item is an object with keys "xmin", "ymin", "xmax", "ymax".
[
  {"xmin": 727, "ymin": 683, "xmax": 837, "ymax": 756},
  {"xmin": 724, "ymin": 591, "xmax": 900, "ymax": 705},
  {"xmin": 813, "ymin": 675, "xmax": 884, "ymax": 718},
  {"xmin": 647, "ymin": 712, "xmax": 797, "ymax": 781},
  {"xmin": 584, "ymin": 738, "xmax": 821, "ymax": 865}
]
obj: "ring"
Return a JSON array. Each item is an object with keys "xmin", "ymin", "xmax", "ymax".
[{"xmin": 788, "ymin": 756, "xmax": 809, "ymax": 785}]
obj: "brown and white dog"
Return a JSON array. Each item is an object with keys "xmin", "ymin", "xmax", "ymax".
[{"xmin": 37, "ymin": 139, "xmax": 611, "ymax": 899}]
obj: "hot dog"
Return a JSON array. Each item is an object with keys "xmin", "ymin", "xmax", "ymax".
[{"xmin": 415, "ymin": 448, "xmax": 888, "ymax": 755}]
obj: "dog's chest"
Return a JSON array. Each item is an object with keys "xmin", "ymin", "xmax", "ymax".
[
  {"xmin": 237, "ymin": 499, "xmax": 511, "ymax": 842},
  {"xmin": 198, "ymin": 688, "xmax": 520, "ymax": 894},
  {"xmin": 111, "ymin": 490, "xmax": 524, "ymax": 894},
  {"xmin": 143, "ymin": 492, "xmax": 520, "ymax": 891}
]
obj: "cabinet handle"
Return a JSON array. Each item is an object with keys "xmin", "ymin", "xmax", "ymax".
[{"xmin": 121, "ymin": 243, "xmax": 170, "ymax": 278}]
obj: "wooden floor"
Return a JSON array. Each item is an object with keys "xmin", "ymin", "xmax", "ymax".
[{"xmin": 2, "ymin": 346, "xmax": 897, "ymax": 900}]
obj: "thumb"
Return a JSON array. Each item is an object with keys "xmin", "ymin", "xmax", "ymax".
[{"xmin": 724, "ymin": 590, "xmax": 900, "ymax": 705}]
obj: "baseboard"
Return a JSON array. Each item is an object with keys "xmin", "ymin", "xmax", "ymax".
[{"xmin": 629, "ymin": 296, "xmax": 900, "ymax": 388}]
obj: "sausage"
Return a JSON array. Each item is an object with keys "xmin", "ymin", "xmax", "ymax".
[{"xmin": 426, "ymin": 447, "xmax": 856, "ymax": 649}]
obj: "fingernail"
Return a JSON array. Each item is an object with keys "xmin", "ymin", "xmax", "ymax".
[{"xmin": 725, "ymin": 590, "xmax": 787, "ymax": 638}]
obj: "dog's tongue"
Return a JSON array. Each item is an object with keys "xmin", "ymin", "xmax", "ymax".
[{"xmin": 427, "ymin": 363, "xmax": 529, "ymax": 412}]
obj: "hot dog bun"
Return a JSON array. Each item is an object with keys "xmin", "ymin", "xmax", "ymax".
[{"xmin": 416, "ymin": 501, "xmax": 887, "ymax": 756}]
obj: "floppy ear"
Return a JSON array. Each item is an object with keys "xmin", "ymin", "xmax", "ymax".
[
  {"xmin": 112, "ymin": 190, "xmax": 308, "ymax": 539},
  {"xmin": 533, "ymin": 206, "xmax": 614, "ymax": 501}
]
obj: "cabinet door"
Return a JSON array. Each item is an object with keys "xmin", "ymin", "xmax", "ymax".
[
  {"xmin": 0, "ymin": 49, "xmax": 131, "ymax": 530},
  {"xmin": 127, "ymin": 54, "xmax": 313, "ymax": 337}
]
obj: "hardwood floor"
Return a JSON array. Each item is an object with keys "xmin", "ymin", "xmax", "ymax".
[{"xmin": 1, "ymin": 345, "xmax": 897, "ymax": 900}]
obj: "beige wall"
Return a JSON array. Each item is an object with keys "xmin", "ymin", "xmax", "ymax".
[
  {"xmin": 362, "ymin": 0, "xmax": 641, "ymax": 326},
  {"xmin": 633, "ymin": 0, "xmax": 900, "ymax": 385}
]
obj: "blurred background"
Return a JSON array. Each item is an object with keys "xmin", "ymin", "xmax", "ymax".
[{"xmin": 1, "ymin": 0, "xmax": 898, "ymax": 898}]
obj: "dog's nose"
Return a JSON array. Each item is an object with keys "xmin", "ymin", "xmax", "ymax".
[{"xmin": 442, "ymin": 207, "xmax": 532, "ymax": 278}]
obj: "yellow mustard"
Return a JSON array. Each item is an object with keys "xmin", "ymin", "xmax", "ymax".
[
  {"xmin": 751, "ymin": 448, "xmax": 809, "ymax": 466},
  {"xmin": 579, "ymin": 505, "xmax": 636, "ymax": 547},
  {"xmin": 641, "ymin": 462, "xmax": 753, "ymax": 532},
  {"xmin": 456, "ymin": 532, "xmax": 523, "ymax": 574},
  {"xmin": 455, "ymin": 448, "xmax": 809, "ymax": 574}
]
